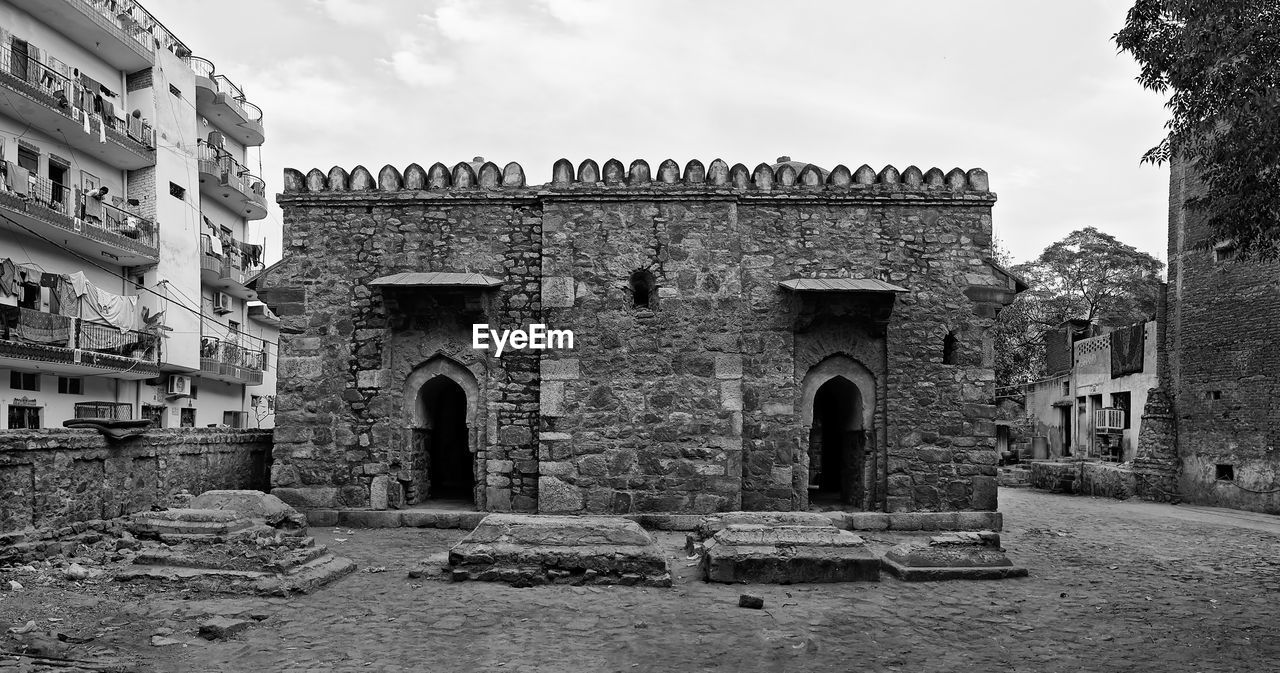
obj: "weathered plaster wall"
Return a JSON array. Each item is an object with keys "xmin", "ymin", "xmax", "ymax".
[
  {"xmin": 0, "ymin": 429, "xmax": 270, "ymax": 534},
  {"xmin": 270, "ymin": 158, "xmax": 1013, "ymax": 515}
]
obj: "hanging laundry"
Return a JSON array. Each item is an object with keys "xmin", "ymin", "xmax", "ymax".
[
  {"xmin": 89, "ymin": 285, "xmax": 140, "ymax": 332},
  {"xmin": 13, "ymin": 309, "xmax": 71, "ymax": 346},
  {"xmin": 68, "ymin": 271, "xmax": 90, "ymax": 299},
  {"xmin": 55, "ymin": 274, "xmax": 78, "ymax": 317},
  {"xmin": 39, "ymin": 273, "xmax": 58, "ymax": 288},
  {"xmin": 82, "ymin": 189, "xmax": 104, "ymax": 222},
  {"xmin": 10, "ymin": 164, "xmax": 30, "ymax": 196},
  {"xmin": 0, "ymin": 258, "xmax": 17, "ymax": 296}
]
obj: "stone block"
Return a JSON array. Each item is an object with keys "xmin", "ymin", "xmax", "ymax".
[
  {"xmin": 541, "ymin": 277, "xmax": 575, "ymax": 308},
  {"xmin": 972, "ymin": 476, "xmax": 998, "ymax": 510},
  {"xmin": 127, "ymin": 509, "xmax": 253, "ymax": 537},
  {"xmin": 188, "ymin": 490, "xmax": 307, "ymax": 532},
  {"xmin": 370, "ymin": 476, "xmax": 391, "ymax": 510},
  {"xmin": 199, "ymin": 617, "xmax": 254, "ymax": 641},
  {"xmin": 307, "ymin": 510, "xmax": 339, "ymax": 527},
  {"xmin": 882, "ymin": 533, "xmax": 1027, "ymax": 581},
  {"xmin": 540, "ymin": 359, "xmax": 580, "ymax": 380},
  {"xmin": 714, "ymin": 354, "xmax": 743, "ymax": 380},
  {"xmin": 448, "ymin": 514, "xmax": 670, "ymax": 587},
  {"xmin": 703, "ymin": 525, "xmax": 880, "ymax": 584},
  {"xmin": 844, "ymin": 512, "xmax": 890, "ymax": 531},
  {"xmin": 695, "ymin": 511, "xmax": 834, "ymax": 541},
  {"xmin": 356, "ymin": 369, "xmax": 386, "ymax": 388},
  {"xmin": 272, "ymin": 487, "xmax": 340, "ymax": 509},
  {"xmin": 541, "ymin": 381, "xmax": 566, "ymax": 417},
  {"xmin": 538, "ymin": 477, "xmax": 584, "ymax": 513}
]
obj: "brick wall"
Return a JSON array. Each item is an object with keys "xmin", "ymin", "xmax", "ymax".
[
  {"xmin": 127, "ymin": 165, "xmax": 157, "ymax": 222},
  {"xmin": 270, "ymin": 160, "xmax": 1014, "ymax": 514},
  {"xmin": 1166, "ymin": 156, "xmax": 1280, "ymax": 513},
  {"xmin": 0, "ymin": 429, "xmax": 271, "ymax": 534}
]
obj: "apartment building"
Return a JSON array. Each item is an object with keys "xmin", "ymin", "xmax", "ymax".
[{"xmin": 0, "ymin": 0, "xmax": 276, "ymax": 430}]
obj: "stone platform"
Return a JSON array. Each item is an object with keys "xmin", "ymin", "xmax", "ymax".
[
  {"xmin": 446, "ymin": 514, "xmax": 671, "ymax": 587},
  {"xmin": 881, "ymin": 531, "xmax": 1028, "ymax": 581},
  {"xmin": 702, "ymin": 524, "xmax": 880, "ymax": 584}
]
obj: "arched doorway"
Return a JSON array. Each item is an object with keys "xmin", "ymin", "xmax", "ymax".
[
  {"xmin": 799, "ymin": 354, "xmax": 877, "ymax": 511},
  {"xmin": 412, "ymin": 376, "xmax": 474, "ymax": 503},
  {"xmin": 403, "ymin": 356, "xmax": 481, "ymax": 507},
  {"xmin": 809, "ymin": 377, "xmax": 865, "ymax": 507}
]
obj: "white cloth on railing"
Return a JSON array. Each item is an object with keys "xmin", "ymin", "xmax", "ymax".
[{"xmin": 66, "ymin": 271, "xmax": 140, "ymax": 333}]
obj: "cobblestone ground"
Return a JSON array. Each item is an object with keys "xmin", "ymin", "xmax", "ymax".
[{"xmin": 6, "ymin": 489, "xmax": 1280, "ymax": 672}]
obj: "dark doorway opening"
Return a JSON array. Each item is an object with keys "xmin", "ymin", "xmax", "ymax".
[
  {"xmin": 808, "ymin": 376, "xmax": 865, "ymax": 508},
  {"xmin": 411, "ymin": 376, "xmax": 474, "ymax": 504}
]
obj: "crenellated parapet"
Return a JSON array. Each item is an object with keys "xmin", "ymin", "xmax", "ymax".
[{"xmin": 280, "ymin": 158, "xmax": 992, "ymax": 198}]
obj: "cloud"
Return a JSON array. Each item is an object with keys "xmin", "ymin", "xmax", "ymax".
[{"xmin": 308, "ymin": 0, "xmax": 396, "ymax": 27}]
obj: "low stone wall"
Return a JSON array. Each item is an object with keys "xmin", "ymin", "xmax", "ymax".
[
  {"xmin": 1028, "ymin": 461, "xmax": 1136, "ymax": 500},
  {"xmin": 0, "ymin": 429, "xmax": 271, "ymax": 535}
]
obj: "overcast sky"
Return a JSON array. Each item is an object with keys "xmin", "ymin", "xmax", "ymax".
[{"xmin": 146, "ymin": 0, "xmax": 1171, "ymax": 268}]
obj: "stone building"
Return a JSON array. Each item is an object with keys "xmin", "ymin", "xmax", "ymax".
[
  {"xmin": 263, "ymin": 156, "xmax": 1022, "ymax": 516},
  {"xmin": 1161, "ymin": 157, "xmax": 1280, "ymax": 513}
]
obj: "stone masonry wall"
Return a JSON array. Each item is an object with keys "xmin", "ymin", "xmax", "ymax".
[
  {"xmin": 1166, "ymin": 157, "xmax": 1280, "ymax": 514},
  {"xmin": 0, "ymin": 429, "xmax": 270, "ymax": 534},
  {"xmin": 272, "ymin": 158, "xmax": 1013, "ymax": 514}
]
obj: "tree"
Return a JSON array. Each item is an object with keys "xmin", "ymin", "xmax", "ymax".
[
  {"xmin": 994, "ymin": 228, "xmax": 1164, "ymax": 386},
  {"xmin": 1115, "ymin": 1, "xmax": 1280, "ymax": 257}
]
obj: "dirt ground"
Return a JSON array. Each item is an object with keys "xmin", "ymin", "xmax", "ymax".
[{"xmin": 2, "ymin": 488, "xmax": 1279, "ymax": 673}]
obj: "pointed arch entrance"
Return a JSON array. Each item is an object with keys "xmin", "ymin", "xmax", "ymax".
[
  {"xmin": 403, "ymin": 356, "xmax": 480, "ymax": 506},
  {"xmin": 799, "ymin": 355, "xmax": 877, "ymax": 510}
]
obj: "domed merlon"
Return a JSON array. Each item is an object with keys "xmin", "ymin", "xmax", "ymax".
[
  {"xmin": 326, "ymin": 166, "xmax": 349, "ymax": 192},
  {"xmin": 752, "ymin": 163, "xmax": 773, "ymax": 191},
  {"xmin": 477, "ymin": 162, "xmax": 502, "ymax": 188},
  {"xmin": 729, "ymin": 163, "xmax": 751, "ymax": 189},
  {"xmin": 282, "ymin": 168, "xmax": 305, "ymax": 193},
  {"xmin": 427, "ymin": 162, "xmax": 451, "ymax": 189},
  {"xmin": 707, "ymin": 159, "xmax": 730, "ymax": 186},
  {"xmin": 452, "ymin": 162, "xmax": 477, "ymax": 188},
  {"xmin": 305, "ymin": 168, "xmax": 326, "ymax": 192},
  {"xmin": 877, "ymin": 165, "xmax": 900, "ymax": 185},
  {"xmin": 501, "ymin": 162, "xmax": 526, "ymax": 188},
  {"xmin": 945, "ymin": 168, "xmax": 967, "ymax": 191},
  {"xmin": 627, "ymin": 159, "xmax": 651, "ymax": 185},
  {"xmin": 349, "ymin": 165, "xmax": 375, "ymax": 191},
  {"xmin": 798, "ymin": 164, "xmax": 823, "ymax": 187},
  {"xmin": 853, "ymin": 165, "xmax": 876, "ymax": 185},
  {"xmin": 404, "ymin": 163, "xmax": 428, "ymax": 190},
  {"xmin": 827, "ymin": 165, "xmax": 852, "ymax": 188},
  {"xmin": 602, "ymin": 159, "xmax": 625, "ymax": 186},
  {"xmin": 924, "ymin": 167, "xmax": 945, "ymax": 186},
  {"xmin": 378, "ymin": 165, "xmax": 403, "ymax": 192},
  {"xmin": 683, "ymin": 159, "xmax": 706, "ymax": 184},
  {"xmin": 577, "ymin": 159, "xmax": 600, "ymax": 184},
  {"xmin": 901, "ymin": 166, "xmax": 924, "ymax": 187},
  {"xmin": 966, "ymin": 168, "xmax": 989, "ymax": 192},
  {"xmin": 657, "ymin": 159, "xmax": 680, "ymax": 184},
  {"xmin": 551, "ymin": 158, "xmax": 574, "ymax": 185},
  {"xmin": 775, "ymin": 163, "xmax": 798, "ymax": 186}
]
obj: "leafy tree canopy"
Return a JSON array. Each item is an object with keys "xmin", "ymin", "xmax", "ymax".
[
  {"xmin": 995, "ymin": 228, "xmax": 1164, "ymax": 386},
  {"xmin": 1115, "ymin": 0, "xmax": 1280, "ymax": 257}
]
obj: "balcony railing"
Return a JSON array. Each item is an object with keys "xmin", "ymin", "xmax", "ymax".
[
  {"xmin": 1094, "ymin": 408, "xmax": 1126, "ymax": 433},
  {"xmin": 0, "ymin": 45, "xmax": 156, "ymax": 150},
  {"xmin": 69, "ymin": 0, "xmax": 190, "ymax": 58},
  {"xmin": 0, "ymin": 306, "xmax": 161, "ymax": 363},
  {"xmin": 196, "ymin": 141, "xmax": 267, "ymax": 206},
  {"xmin": 200, "ymin": 330, "xmax": 267, "ymax": 385},
  {"xmin": 185, "ymin": 55, "xmax": 215, "ymax": 79},
  {"xmin": 200, "ymin": 234, "xmax": 265, "ymax": 285},
  {"xmin": 74, "ymin": 400, "xmax": 133, "ymax": 420},
  {"xmin": 1, "ymin": 167, "xmax": 159, "ymax": 250},
  {"xmin": 212, "ymin": 74, "xmax": 263, "ymax": 123}
]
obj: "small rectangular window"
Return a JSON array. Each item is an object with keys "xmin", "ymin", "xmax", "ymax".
[
  {"xmin": 180, "ymin": 407, "xmax": 196, "ymax": 428},
  {"xmin": 10, "ymin": 371, "xmax": 40, "ymax": 391},
  {"xmin": 1204, "ymin": 390, "xmax": 1222, "ymax": 401},
  {"xmin": 169, "ymin": 84, "xmax": 181, "ymax": 97},
  {"xmin": 223, "ymin": 411, "xmax": 245, "ymax": 428},
  {"xmin": 16, "ymin": 145, "xmax": 39, "ymax": 172},
  {"xmin": 142, "ymin": 404, "xmax": 165, "ymax": 428},
  {"xmin": 57, "ymin": 376, "xmax": 83, "ymax": 395},
  {"xmin": 169, "ymin": 182, "xmax": 185, "ymax": 199},
  {"xmin": 1216, "ymin": 464, "xmax": 1235, "ymax": 481},
  {"xmin": 1214, "ymin": 242, "xmax": 1237, "ymax": 263}
]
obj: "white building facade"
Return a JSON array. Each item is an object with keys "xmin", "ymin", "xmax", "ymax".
[{"xmin": 0, "ymin": 0, "xmax": 276, "ymax": 431}]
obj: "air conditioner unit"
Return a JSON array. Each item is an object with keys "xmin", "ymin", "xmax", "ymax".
[
  {"xmin": 213, "ymin": 292, "xmax": 232, "ymax": 314},
  {"xmin": 166, "ymin": 374, "xmax": 191, "ymax": 396}
]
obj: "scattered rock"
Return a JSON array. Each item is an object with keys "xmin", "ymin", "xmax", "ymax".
[
  {"xmin": 151, "ymin": 635, "xmax": 184, "ymax": 647},
  {"xmin": 7, "ymin": 580, "xmax": 22, "ymax": 591},
  {"xmin": 739, "ymin": 594, "xmax": 764, "ymax": 609},
  {"xmin": 64, "ymin": 563, "xmax": 90, "ymax": 580},
  {"xmin": 198, "ymin": 617, "xmax": 254, "ymax": 641}
]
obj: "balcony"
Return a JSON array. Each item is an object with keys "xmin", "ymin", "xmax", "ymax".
[
  {"xmin": 199, "ymin": 234, "xmax": 262, "ymax": 300},
  {"xmin": 0, "ymin": 48, "xmax": 156, "ymax": 170},
  {"xmin": 8, "ymin": 0, "xmax": 190, "ymax": 71},
  {"xmin": 199, "ymin": 331, "xmax": 266, "ymax": 386},
  {"xmin": 0, "ymin": 169, "xmax": 160, "ymax": 266},
  {"xmin": 0, "ymin": 307, "xmax": 161, "ymax": 380},
  {"xmin": 184, "ymin": 56, "xmax": 265, "ymax": 147},
  {"xmin": 196, "ymin": 141, "xmax": 267, "ymax": 220}
]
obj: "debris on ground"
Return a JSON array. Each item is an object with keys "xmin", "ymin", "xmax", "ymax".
[{"xmin": 739, "ymin": 594, "xmax": 765, "ymax": 609}]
